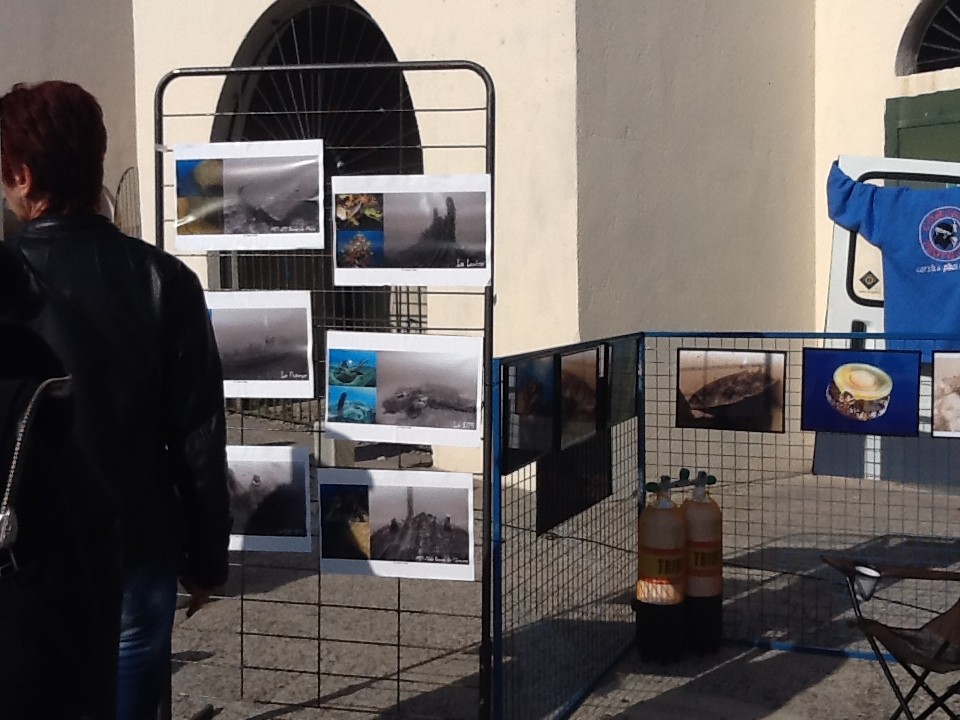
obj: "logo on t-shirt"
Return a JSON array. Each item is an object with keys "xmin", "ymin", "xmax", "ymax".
[{"xmin": 919, "ymin": 206, "xmax": 960, "ymax": 261}]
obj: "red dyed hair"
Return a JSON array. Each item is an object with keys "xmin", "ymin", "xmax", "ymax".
[{"xmin": 0, "ymin": 81, "xmax": 107, "ymax": 215}]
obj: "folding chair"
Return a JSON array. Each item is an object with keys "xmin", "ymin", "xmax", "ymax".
[{"xmin": 822, "ymin": 554, "xmax": 960, "ymax": 720}]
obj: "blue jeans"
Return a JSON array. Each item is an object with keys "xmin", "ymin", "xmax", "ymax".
[{"xmin": 116, "ymin": 564, "xmax": 178, "ymax": 720}]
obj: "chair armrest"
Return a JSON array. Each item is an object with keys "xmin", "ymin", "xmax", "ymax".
[{"xmin": 821, "ymin": 553, "xmax": 960, "ymax": 582}]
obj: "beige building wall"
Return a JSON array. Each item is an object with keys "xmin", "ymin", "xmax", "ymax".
[
  {"xmin": 132, "ymin": 0, "xmax": 579, "ymax": 356},
  {"xmin": 814, "ymin": 0, "xmax": 960, "ymax": 329},
  {"xmin": 576, "ymin": 0, "xmax": 817, "ymax": 337},
  {"xmin": 0, "ymin": 0, "xmax": 137, "ymax": 197}
]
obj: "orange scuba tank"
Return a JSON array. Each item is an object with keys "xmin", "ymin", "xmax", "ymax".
[
  {"xmin": 634, "ymin": 474, "xmax": 686, "ymax": 662},
  {"xmin": 681, "ymin": 471, "xmax": 723, "ymax": 654}
]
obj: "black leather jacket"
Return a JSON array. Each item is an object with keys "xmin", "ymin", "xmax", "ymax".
[{"xmin": 6, "ymin": 213, "xmax": 230, "ymax": 588}]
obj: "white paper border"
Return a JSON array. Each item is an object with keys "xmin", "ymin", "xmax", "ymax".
[
  {"xmin": 173, "ymin": 139, "xmax": 325, "ymax": 251},
  {"xmin": 318, "ymin": 468, "xmax": 474, "ymax": 580},
  {"xmin": 331, "ymin": 174, "xmax": 491, "ymax": 287},
  {"xmin": 324, "ymin": 330, "xmax": 483, "ymax": 446},
  {"xmin": 206, "ymin": 290, "xmax": 315, "ymax": 399},
  {"xmin": 228, "ymin": 445, "xmax": 312, "ymax": 553}
]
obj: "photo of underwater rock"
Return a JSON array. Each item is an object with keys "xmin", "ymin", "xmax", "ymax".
[
  {"xmin": 221, "ymin": 155, "xmax": 320, "ymax": 235},
  {"xmin": 383, "ymin": 191, "xmax": 486, "ymax": 269},
  {"xmin": 368, "ymin": 485, "xmax": 470, "ymax": 564}
]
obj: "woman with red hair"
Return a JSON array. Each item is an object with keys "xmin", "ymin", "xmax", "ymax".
[{"xmin": 0, "ymin": 80, "xmax": 231, "ymax": 720}]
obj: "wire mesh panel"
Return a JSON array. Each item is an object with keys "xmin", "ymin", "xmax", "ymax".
[
  {"xmin": 642, "ymin": 332, "xmax": 960, "ymax": 658},
  {"xmin": 155, "ymin": 59, "xmax": 494, "ymax": 720},
  {"xmin": 494, "ymin": 340, "xmax": 640, "ymax": 720}
]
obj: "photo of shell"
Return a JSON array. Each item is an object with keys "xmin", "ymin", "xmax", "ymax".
[
  {"xmin": 227, "ymin": 445, "xmax": 311, "ymax": 553},
  {"xmin": 560, "ymin": 348, "xmax": 600, "ymax": 449},
  {"xmin": 324, "ymin": 331, "xmax": 483, "ymax": 447},
  {"xmin": 319, "ymin": 483, "xmax": 371, "ymax": 560},
  {"xmin": 676, "ymin": 349, "xmax": 785, "ymax": 433},
  {"xmin": 331, "ymin": 175, "xmax": 491, "ymax": 287},
  {"xmin": 931, "ymin": 352, "xmax": 960, "ymax": 437},
  {"xmin": 318, "ymin": 468, "xmax": 474, "ymax": 581},
  {"xmin": 502, "ymin": 354, "xmax": 557, "ymax": 475},
  {"xmin": 173, "ymin": 139, "xmax": 324, "ymax": 251},
  {"xmin": 608, "ymin": 337, "xmax": 640, "ymax": 427},
  {"xmin": 801, "ymin": 348, "xmax": 920, "ymax": 436},
  {"xmin": 369, "ymin": 485, "xmax": 470, "ymax": 564},
  {"xmin": 206, "ymin": 291, "xmax": 315, "ymax": 399}
]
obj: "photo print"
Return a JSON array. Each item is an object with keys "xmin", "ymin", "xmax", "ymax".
[
  {"xmin": 502, "ymin": 353, "xmax": 557, "ymax": 475},
  {"xmin": 934, "ymin": 352, "xmax": 960, "ymax": 437},
  {"xmin": 536, "ymin": 430, "xmax": 612, "ymax": 536},
  {"xmin": 560, "ymin": 347, "xmax": 601, "ymax": 449},
  {"xmin": 331, "ymin": 174, "xmax": 491, "ymax": 287},
  {"xmin": 676, "ymin": 348, "xmax": 786, "ymax": 433},
  {"xmin": 318, "ymin": 468, "xmax": 474, "ymax": 581},
  {"xmin": 227, "ymin": 445, "xmax": 311, "ymax": 553},
  {"xmin": 173, "ymin": 139, "xmax": 324, "ymax": 251},
  {"xmin": 324, "ymin": 331, "xmax": 483, "ymax": 447},
  {"xmin": 801, "ymin": 348, "xmax": 921, "ymax": 436},
  {"xmin": 607, "ymin": 336, "xmax": 640, "ymax": 427},
  {"xmin": 206, "ymin": 290, "xmax": 314, "ymax": 398}
]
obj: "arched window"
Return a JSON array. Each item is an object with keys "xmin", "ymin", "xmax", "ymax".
[{"xmin": 898, "ymin": 0, "xmax": 960, "ymax": 75}]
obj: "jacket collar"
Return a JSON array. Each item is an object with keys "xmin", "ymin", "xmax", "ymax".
[{"xmin": 16, "ymin": 212, "xmax": 112, "ymax": 237}]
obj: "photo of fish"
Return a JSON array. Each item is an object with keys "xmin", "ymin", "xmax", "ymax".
[
  {"xmin": 560, "ymin": 348, "xmax": 600, "ymax": 448},
  {"xmin": 336, "ymin": 230, "xmax": 385, "ymax": 269},
  {"xmin": 503, "ymin": 354, "xmax": 556, "ymax": 474},
  {"xmin": 221, "ymin": 155, "xmax": 320, "ymax": 236},
  {"xmin": 319, "ymin": 483, "xmax": 371, "ymax": 560},
  {"xmin": 227, "ymin": 445, "xmax": 311, "ymax": 553},
  {"xmin": 329, "ymin": 348, "xmax": 377, "ymax": 387},
  {"xmin": 608, "ymin": 337, "xmax": 639, "ymax": 426},
  {"xmin": 317, "ymin": 468, "xmax": 474, "ymax": 580},
  {"xmin": 331, "ymin": 175, "xmax": 491, "ymax": 287},
  {"xmin": 801, "ymin": 348, "xmax": 919, "ymax": 437},
  {"xmin": 173, "ymin": 139, "xmax": 324, "ymax": 251},
  {"xmin": 676, "ymin": 349, "xmax": 785, "ymax": 433},
  {"xmin": 206, "ymin": 291, "xmax": 315, "ymax": 399},
  {"xmin": 368, "ymin": 485, "xmax": 470, "ymax": 564},
  {"xmin": 328, "ymin": 386, "xmax": 377, "ymax": 424},
  {"xmin": 324, "ymin": 331, "xmax": 483, "ymax": 447}
]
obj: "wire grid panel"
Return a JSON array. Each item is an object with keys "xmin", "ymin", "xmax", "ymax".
[
  {"xmin": 156, "ymin": 63, "xmax": 492, "ymax": 719},
  {"xmin": 498, "ymin": 420, "xmax": 638, "ymax": 720},
  {"xmin": 642, "ymin": 332, "xmax": 960, "ymax": 656}
]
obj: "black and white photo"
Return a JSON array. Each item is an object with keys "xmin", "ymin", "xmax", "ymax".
[
  {"xmin": 227, "ymin": 445, "xmax": 311, "ymax": 553},
  {"xmin": 206, "ymin": 290, "xmax": 314, "ymax": 398}
]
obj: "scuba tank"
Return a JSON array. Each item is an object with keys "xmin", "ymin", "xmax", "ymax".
[
  {"xmin": 681, "ymin": 471, "xmax": 723, "ymax": 654},
  {"xmin": 634, "ymin": 473, "xmax": 686, "ymax": 662}
]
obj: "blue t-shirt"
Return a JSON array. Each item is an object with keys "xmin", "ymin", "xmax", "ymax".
[{"xmin": 827, "ymin": 162, "xmax": 960, "ymax": 354}]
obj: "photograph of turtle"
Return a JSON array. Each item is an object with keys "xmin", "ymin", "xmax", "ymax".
[
  {"xmin": 318, "ymin": 468, "xmax": 474, "ymax": 580},
  {"xmin": 536, "ymin": 430, "xmax": 612, "ymax": 536},
  {"xmin": 331, "ymin": 174, "xmax": 491, "ymax": 287},
  {"xmin": 676, "ymin": 349, "xmax": 786, "ymax": 433},
  {"xmin": 173, "ymin": 139, "xmax": 324, "ymax": 251},
  {"xmin": 324, "ymin": 331, "xmax": 483, "ymax": 447},
  {"xmin": 607, "ymin": 336, "xmax": 640, "ymax": 426},
  {"xmin": 206, "ymin": 290, "xmax": 314, "ymax": 399},
  {"xmin": 933, "ymin": 352, "xmax": 960, "ymax": 437},
  {"xmin": 502, "ymin": 353, "xmax": 557, "ymax": 475},
  {"xmin": 227, "ymin": 445, "xmax": 311, "ymax": 552},
  {"xmin": 801, "ymin": 348, "xmax": 920, "ymax": 436},
  {"xmin": 319, "ymin": 483, "xmax": 371, "ymax": 561},
  {"xmin": 560, "ymin": 348, "xmax": 600, "ymax": 449}
]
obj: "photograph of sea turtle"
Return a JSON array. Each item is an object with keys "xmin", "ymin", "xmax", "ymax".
[
  {"xmin": 327, "ymin": 386, "xmax": 377, "ymax": 424},
  {"xmin": 376, "ymin": 350, "xmax": 480, "ymax": 430},
  {"xmin": 329, "ymin": 348, "xmax": 377, "ymax": 387},
  {"xmin": 676, "ymin": 348, "xmax": 785, "ymax": 433},
  {"xmin": 560, "ymin": 348, "xmax": 599, "ymax": 448},
  {"xmin": 383, "ymin": 191, "xmax": 486, "ymax": 269},
  {"xmin": 368, "ymin": 485, "xmax": 470, "ymax": 564},
  {"xmin": 319, "ymin": 483, "xmax": 371, "ymax": 560},
  {"xmin": 226, "ymin": 446, "xmax": 311, "ymax": 553},
  {"xmin": 221, "ymin": 155, "xmax": 320, "ymax": 235}
]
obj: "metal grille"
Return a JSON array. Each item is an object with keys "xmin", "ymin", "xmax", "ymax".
[
  {"xmin": 642, "ymin": 332, "xmax": 960, "ymax": 658},
  {"xmin": 155, "ymin": 60, "xmax": 494, "ymax": 720},
  {"xmin": 494, "ymin": 340, "xmax": 640, "ymax": 720}
]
